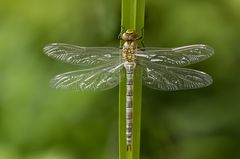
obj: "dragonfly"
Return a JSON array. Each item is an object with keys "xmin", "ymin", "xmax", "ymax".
[{"xmin": 43, "ymin": 29, "xmax": 214, "ymax": 151}]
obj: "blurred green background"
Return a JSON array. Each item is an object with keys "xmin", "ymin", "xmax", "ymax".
[{"xmin": 0, "ymin": 0, "xmax": 240, "ymax": 159}]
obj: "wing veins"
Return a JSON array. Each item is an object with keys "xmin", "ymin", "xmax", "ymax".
[
  {"xmin": 142, "ymin": 62, "xmax": 213, "ymax": 91},
  {"xmin": 43, "ymin": 43, "xmax": 121, "ymax": 67},
  {"xmin": 136, "ymin": 44, "xmax": 214, "ymax": 67}
]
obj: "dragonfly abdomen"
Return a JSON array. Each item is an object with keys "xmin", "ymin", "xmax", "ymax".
[{"xmin": 124, "ymin": 63, "xmax": 135, "ymax": 151}]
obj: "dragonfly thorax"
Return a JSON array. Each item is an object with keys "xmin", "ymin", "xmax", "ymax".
[
  {"xmin": 122, "ymin": 30, "xmax": 138, "ymax": 63},
  {"xmin": 122, "ymin": 41, "xmax": 137, "ymax": 63}
]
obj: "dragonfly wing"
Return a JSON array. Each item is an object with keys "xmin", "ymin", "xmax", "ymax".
[
  {"xmin": 50, "ymin": 63, "xmax": 124, "ymax": 91},
  {"xmin": 136, "ymin": 44, "xmax": 214, "ymax": 67},
  {"xmin": 43, "ymin": 43, "xmax": 121, "ymax": 67},
  {"xmin": 141, "ymin": 62, "xmax": 213, "ymax": 91}
]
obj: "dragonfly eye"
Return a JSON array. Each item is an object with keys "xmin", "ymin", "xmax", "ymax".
[
  {"xmin": 122, "ymin": 33, "xmax": 129, "ymax": 41},
  {"xmin": 126, "ymin": 29, "xmax": 135, "ymax": 34}
]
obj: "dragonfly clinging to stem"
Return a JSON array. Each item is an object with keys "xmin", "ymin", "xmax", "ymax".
[{"xmin": 43, "ymin": 29, "xmax": 214, "ymax": 151}]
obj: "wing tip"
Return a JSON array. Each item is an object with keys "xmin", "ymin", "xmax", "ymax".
[
  {"xmin": 202, "ymin": 72, "xmax": 213, "ymax": 87},
  {"xmin": 198, "ymin": 44, "xmax": 215, "ymax": 56},
  {"xmin": 43, "ymin": 43, "xmax": 56, "ymax": 55},
  {"xmin": 43, "ymin": 43, "xmax": 66, "ymax": 55}
]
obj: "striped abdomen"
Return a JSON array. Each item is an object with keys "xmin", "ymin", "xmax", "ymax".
[{"xmin": 124, "ymin": 63, "xmax": 135, "ymax": 151}]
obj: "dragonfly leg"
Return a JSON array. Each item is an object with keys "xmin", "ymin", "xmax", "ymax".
[
  {"xmin": 140, "ymin": 39, "xmax": 145, "ymax": 47},
  {"xmin": 118, "ymin": 32, "xmax": 122, "ymax": 40},
  {"xmin": 137, "ymin": 27, "xmax": 144, "ymax": 40},
  {"xmin": 118, "ymin": 26, "xmax": 126, "ymax": 40},
  {"xmin": 137, "ymin": 27, "xmax": 145, "ymax": 47}
]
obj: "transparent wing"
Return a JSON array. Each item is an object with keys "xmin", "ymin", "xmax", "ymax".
[
  {"xmin": 136, "ymin": 44, "xmax": 214, "ymax": 67},
  {"xmin": 141, "ymin": 61, "xmax": 213, "ymax": 91},
  {"xmin": 43, "ymin": 43, "xmax": 121, "ymax": 66},
  {"xmin": 50, "ymin": 63, "xmax": 124, "ymax": 91}
]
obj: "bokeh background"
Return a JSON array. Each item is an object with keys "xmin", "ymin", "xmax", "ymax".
[{"xmin": 0, "ymin": 0, "xmax": 240, "ymax": 159}]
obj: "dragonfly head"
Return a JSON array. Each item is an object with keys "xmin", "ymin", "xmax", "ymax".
[{"xmin": 122, "ymin": 29, "xmax": 138, "ymax": 41}]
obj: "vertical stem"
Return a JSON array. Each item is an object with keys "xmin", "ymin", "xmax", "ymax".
[{"xmin": 119, "ymin": 0, "xmax": 145, "ymax": 159}]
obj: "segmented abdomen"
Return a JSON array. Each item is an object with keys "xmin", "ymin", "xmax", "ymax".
[{"xmin": 124, "ymin": 63, "xmax": 135, "ymax": 151}]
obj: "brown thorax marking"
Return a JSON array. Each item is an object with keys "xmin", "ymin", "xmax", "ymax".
[{"xmin": 121, "ymin": 29, "xmax": 138, "ymax": 63}]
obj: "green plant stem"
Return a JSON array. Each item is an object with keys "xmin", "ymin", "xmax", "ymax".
[{"xmin": 119, "ymin": 0, "xmax": 145, "ymax": 159}]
